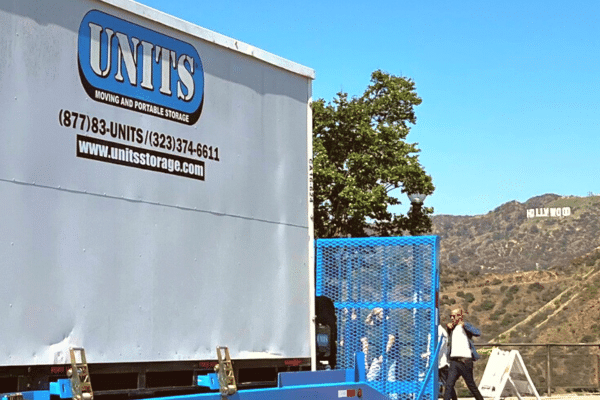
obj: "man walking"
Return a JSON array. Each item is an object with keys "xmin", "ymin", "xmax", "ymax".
[{"xmin": 443, "ymin": 307, "xmax": 484, "ymax": 400}]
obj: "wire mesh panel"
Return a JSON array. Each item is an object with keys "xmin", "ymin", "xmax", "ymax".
[{"xmin": 316, "ymin": 236, "xmax": 440, "ymax": 400}]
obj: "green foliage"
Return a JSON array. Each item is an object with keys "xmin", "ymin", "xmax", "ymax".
[
  {"xmin": 440, "ymin": 295, "xmax": 456, "ymax": 306},
  {"xmin": 508, "ymin": 285, "xmax": 520, "ymax": 294},
  {"xmin": 456, "ymin": 291, "xmax": 465, "ymax": 298},
  {"xmin": 480, "ymin": 299, "xmax": 495, "ymax": 311},
  {"xmin": 464, "ymin": 292, "xmax": 476, "ymax": 303},
  {"xmin": 501, "ymin": 293, "xmax": 514, "ymax": 306},
  {"xmin": 312, "ymin": 70, "xmax": 434, "ymax": 238},
  {"xmin": 481, "ymin": 287, "xmax": 491, "ymax": 295},
  {"xmin": 501, "ymin": 314, "xmax": 514, "ymax": 327},
  {"xmin": 456, "ymin": 270, "xmax": 470, "ymax": 285},
  {"xmin": 489, "ymin": 308, "xmax": 505, "ymax": 321}
]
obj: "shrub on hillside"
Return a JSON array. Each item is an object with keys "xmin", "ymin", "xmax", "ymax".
[
  {"xmin": 440, "ymin": 295, "xmax": 456, "ymax": 306},
  {"xmin": 480, "ymin": 299, "xmax": 495, "ymax": 311},
  {"xmin": 481, "ymin": 287, "xmax": 491, "ymax": 295},
  {"xmin": 492, "ymin": 232, "xmax": 505, "ymax": 240},
  {"xmin": 441, "ymin": 276, "xmax": 454, "ymax": 286},
  {"xmin": 581, "ymin": 335, "xmax": 596, "ymax": 343},
  {"xmin": 502, "ymin": 290, "xmax": 515, "ymax": 306},
  {"xmin": 489, "ymin": 309, "xmax": 505, "ymax": 321},
  {"xmin": 528, "ymin": 282, "xmax": 545, "ymax": 292},
  {"xmin": 464, "ymin": 292, "xmax": 475, "ymax": 303},
  {"xmin": 501, "ymin": 314, "xmax": 514, "ymax": 327}
]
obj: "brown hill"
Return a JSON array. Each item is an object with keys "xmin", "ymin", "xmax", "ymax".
[
  {"xmin": 434, "ymin": 194, "xmax": 600, "ymax": 343},
  {"xmin": 433, "ymin": 194, "xmax": 600, "ymax": 276},
  {"xmin": 438, "ymin": 255, "xmax": 600, "ymax": 396}
]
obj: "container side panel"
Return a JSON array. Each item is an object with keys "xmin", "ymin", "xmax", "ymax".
[{"xmin": 0, "ymin": 0, "xmax": 311, "ymax": 365}]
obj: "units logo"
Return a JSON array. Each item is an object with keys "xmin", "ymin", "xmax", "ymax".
[{"xmin": 78, "ymin": 10, "xmax": 204, "ymax": 125}]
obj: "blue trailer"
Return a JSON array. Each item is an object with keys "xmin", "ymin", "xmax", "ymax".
[
  {"xmin": 2, "ymin": 351, "xmax": 390, "ymax": 400},
  {"xmin": 2, "ymin": 236, "xmax": 441, "ymax": 400},
  {"xmin": 3, "ymin": 344, "xmax": 441, "ymax": 400}
]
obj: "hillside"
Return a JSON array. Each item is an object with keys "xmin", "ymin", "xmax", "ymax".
[
  {"xmin": 434, "ymin": 194, "xmax": 600, "ymax": 344},
  {"xmin": 438, "ymin": 254, "xmax": 600, "ymax": 397},
  {"xmin": 434, "ymin": 194, "xmax": 600, "ymax": 276}
]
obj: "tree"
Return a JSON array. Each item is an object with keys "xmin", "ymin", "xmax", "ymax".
[{"xmin": 313, "ymin": 70, "xmax": 434, "ymax": 238}]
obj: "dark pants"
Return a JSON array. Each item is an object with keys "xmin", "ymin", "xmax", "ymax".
[
  {"xmin": 439, "ymin": 366, "xmax": 457, "ymax": 400},
  {"xmin": 443, "ymin": 359, "xmax": 483, "ymax": 400}
]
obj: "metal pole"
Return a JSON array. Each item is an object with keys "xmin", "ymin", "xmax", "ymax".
[{"xmin": 547, "ymin": 344, "xmax": 551, "ymax": 396}]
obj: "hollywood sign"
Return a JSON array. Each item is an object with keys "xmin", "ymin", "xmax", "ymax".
[{"xmin": 526, "ymin": 207, "xmax": 571, "ymax": 219}]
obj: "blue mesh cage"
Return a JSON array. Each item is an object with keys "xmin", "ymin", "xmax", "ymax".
[{"xmin": 316, "ymin": 236, "xmax": 440, "ymax": 400}]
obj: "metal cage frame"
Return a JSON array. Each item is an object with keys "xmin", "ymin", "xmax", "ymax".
[{"xmin": 316, "ymin": 236, "xmax": 440, "ymax": 400}]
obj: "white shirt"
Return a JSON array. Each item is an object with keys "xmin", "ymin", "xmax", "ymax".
[
  {"xmin": 438, "ymin": 326, "xmax": 449, "ymax": 368},
  {"xmin": 450, "ymin": 324, "xmax": 472, "ymax": 359}
]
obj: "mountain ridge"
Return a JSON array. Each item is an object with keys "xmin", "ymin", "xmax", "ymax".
[
  {"xmin": 432, "ymin": 193, "xmax": 600, "ymax": 275},
  {"xmin": 433, "ymin": 193, "xmax": 600, "ymax": 343}
]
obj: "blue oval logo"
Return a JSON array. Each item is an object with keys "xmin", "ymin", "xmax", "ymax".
[{"xmin": 78, "ymin": 10, "xmax": 204, "ymax": 125}]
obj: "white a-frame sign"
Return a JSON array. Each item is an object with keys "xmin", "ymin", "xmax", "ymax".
[{"xmin": 478, "ymin": 347, "xmax": 541, "ymax": 400}]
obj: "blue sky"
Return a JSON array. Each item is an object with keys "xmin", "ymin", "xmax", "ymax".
[{"xmin": 139, "ymin": 0, "xmax": 600, "ymax": 216}]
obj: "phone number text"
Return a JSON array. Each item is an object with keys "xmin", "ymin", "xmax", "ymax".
[{"xmin": 59, "ymin": 109, "xmax": 220, "ymax": 162}]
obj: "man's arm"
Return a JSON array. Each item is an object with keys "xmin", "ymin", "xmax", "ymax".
[{"xmin": 463, "ymin": 322, "xmax": 481, "ymax": 337}]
